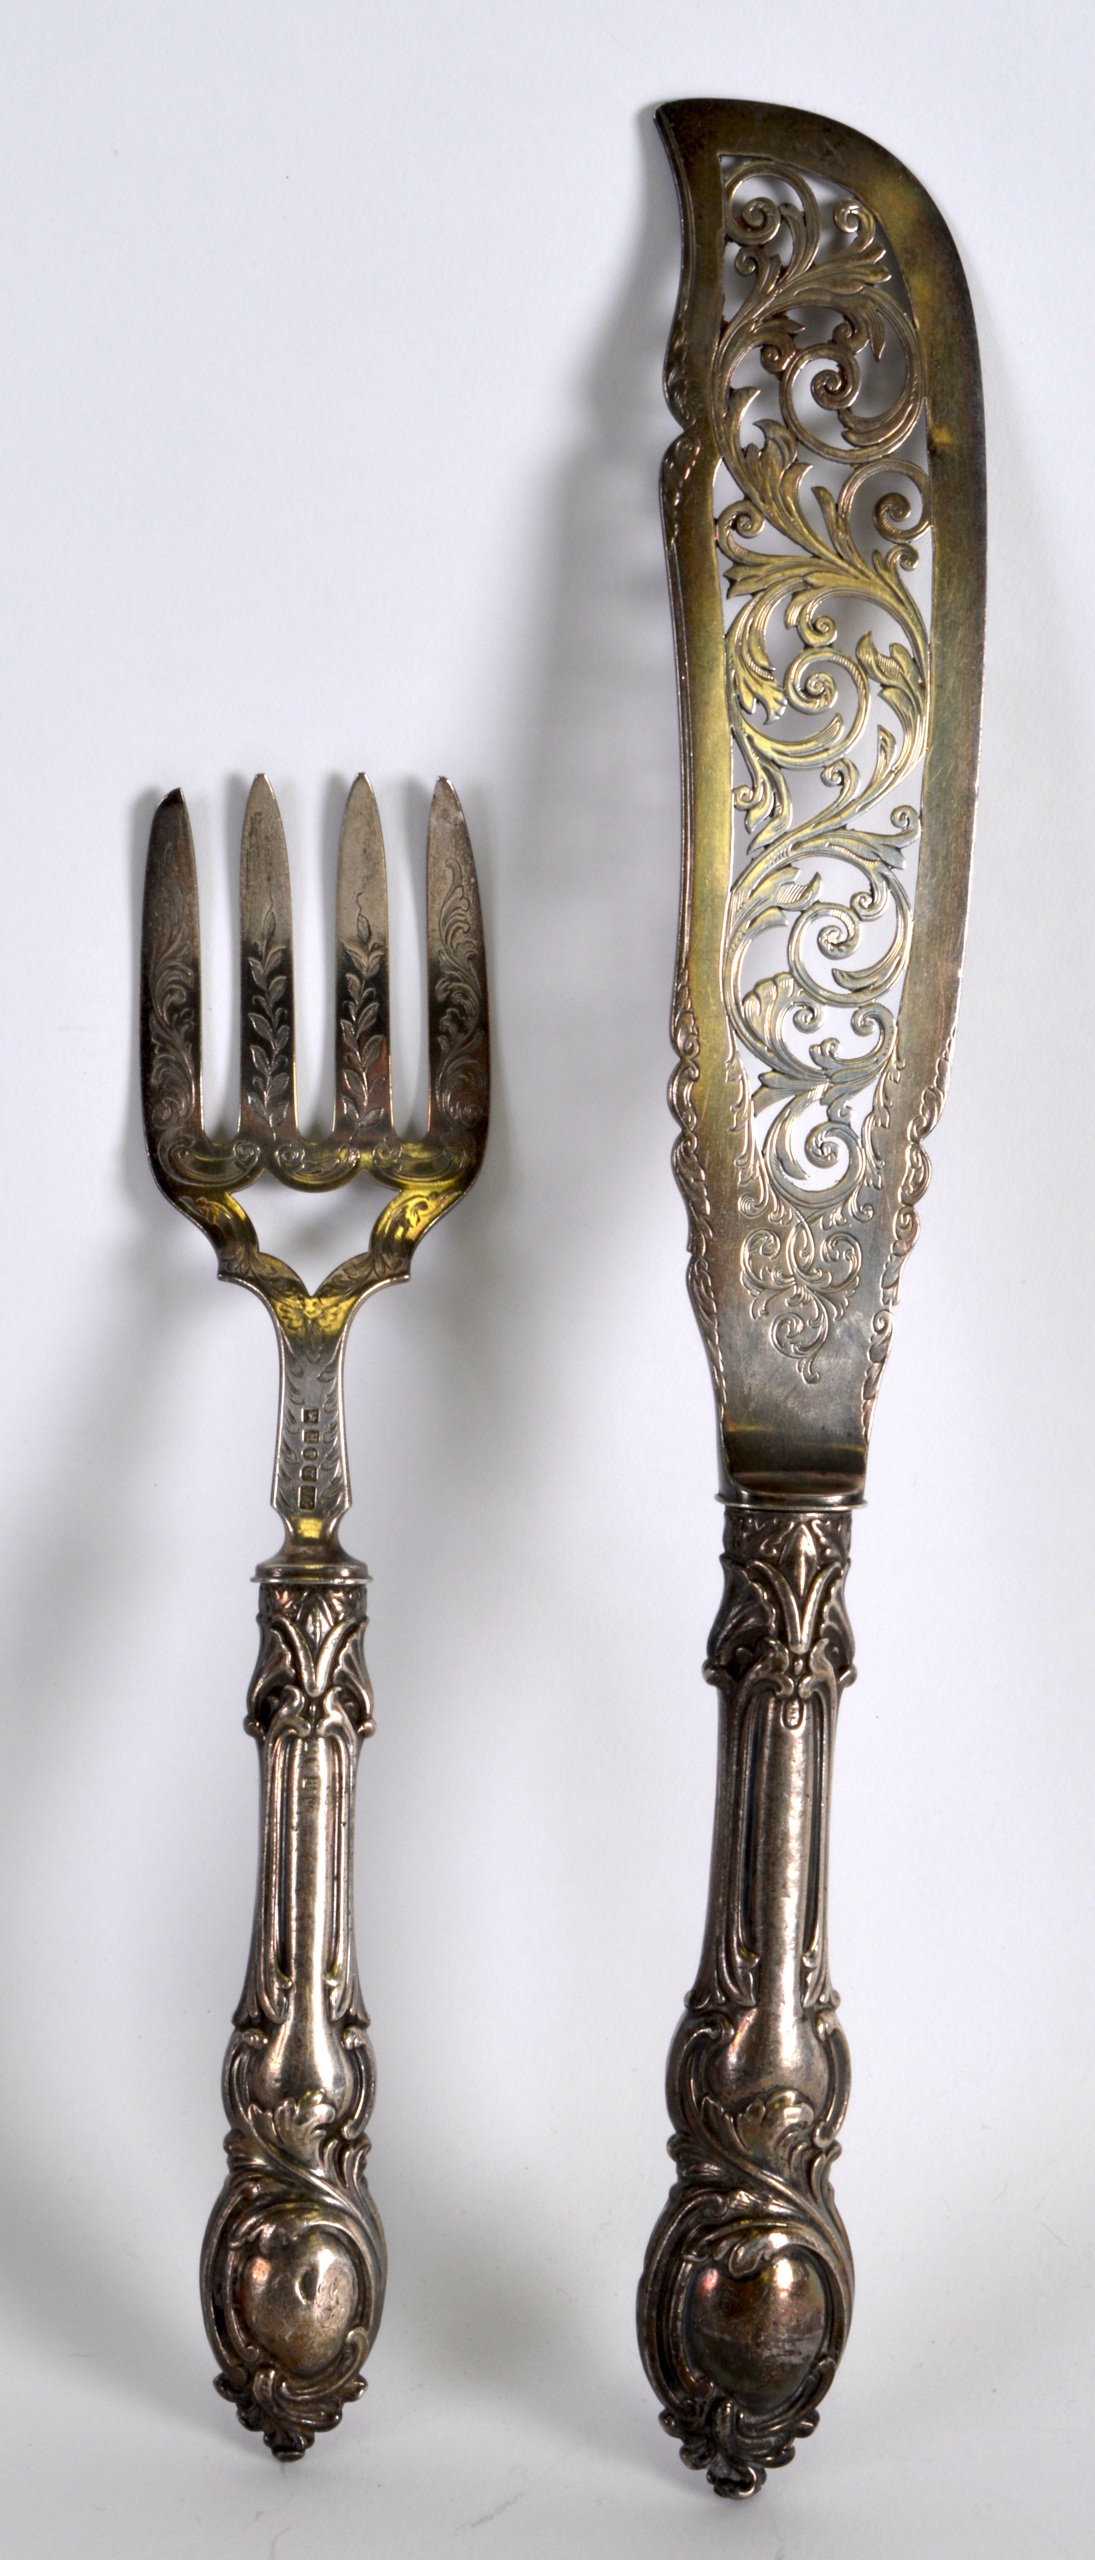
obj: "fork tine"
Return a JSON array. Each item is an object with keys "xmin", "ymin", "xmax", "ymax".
[
  {"xmin": 335, "ymin": 773, "xmax": 392, "ymax": 1140},
  {"xmin": 426, "ymin": 778, "xmax": 489, "ymax": 1143},
  {"xmin": 140, "ymin": 789, "xmax": 205, "ymax": 1171},
  {"xmin": 239, "ymin": 775, "xmax": 298, "ymax": 1148}
]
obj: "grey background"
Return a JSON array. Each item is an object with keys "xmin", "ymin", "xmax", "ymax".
[{"xmin": 0, "ymin": 4, "xmax": 1090, "ymax": 2554}]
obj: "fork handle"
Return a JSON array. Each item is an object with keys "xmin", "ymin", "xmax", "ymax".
[
  {"xmin": 200, "ymin": 1563, "xmax": 386, "ymax": 2461},
  {"xmin": 637, "ymin": 1502, "xmax": 856, "ymax": 2497}
]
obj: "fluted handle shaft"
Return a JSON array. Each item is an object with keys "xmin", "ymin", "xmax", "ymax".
[{"xmin": 638, "ymin": 1503, "xmax": 855, "ymax": 2497}]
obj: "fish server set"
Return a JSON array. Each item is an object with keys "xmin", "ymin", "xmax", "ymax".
[{"xmin": 141, "ymin": 100, "xmax": 983, "ymax": 2491}]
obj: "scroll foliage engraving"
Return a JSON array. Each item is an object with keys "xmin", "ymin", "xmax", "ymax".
[
  {"xmin": 861, "ymin": 1043, "xmax": 948, "ymax": 1412},
  {"xmin": 683, "ymin": 160, "xmax": 934, "ymax": 1381},
  {"xmin": 431, "ymin": 856, "xmax": 490, "ymax": 1131},
  {"xmin": 639, "ymin": 1508, "xmax": 855, "ymax": 2496},
  {"xmin": 202, "ymin": 1578, "xmax": 385, "ymax": 2460},
  {"xmin": 142, "ymin": 873, "xmax": 201, "ymax": 1150},
  {"xmin": 669, "ymin": 964, "xmax": 728, "ymax": 1403}
]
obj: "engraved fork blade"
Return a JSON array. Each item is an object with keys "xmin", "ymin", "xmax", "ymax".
[
  {"xmin": 636, "ymin": 101, "xmax": 984, "ymax": 2497},
  {"xmin": 141, "ymin": 772, "xmax": 488, "ymax": 2457}
]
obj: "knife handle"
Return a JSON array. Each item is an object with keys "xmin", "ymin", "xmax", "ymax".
[
  {"xmin": 637, "ymin": 1502, "xmax": 856, "ymax": 2497},
  {"xmin": 200, "ymin": 1566, "xmax": 386, "ymax": 2460}
]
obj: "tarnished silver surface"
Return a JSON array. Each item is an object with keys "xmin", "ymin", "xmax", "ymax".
[
  {"xmin": 638, "ymin": 100, "xmax": 984, "ymax": 2494},
  {"xmin": 141, "ymin": 774, "xmax": 489, "ymax": 2456},
  {"xmin": 641, "ymin": 1503, "xmax": 854, "ymax": 2494},
  {"xmin": 201, "ymin": 1570, "xmax": 383, "ymax": 2458}
]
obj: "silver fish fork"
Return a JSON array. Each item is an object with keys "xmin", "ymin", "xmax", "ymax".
[{"xmin": 140, "ymin": 772, "xmax": 488, "ymax": 2457}]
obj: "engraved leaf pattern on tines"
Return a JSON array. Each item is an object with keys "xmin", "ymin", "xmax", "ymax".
[
  {"xmin": 714, "ymin": 161, "xmax": 930, "ymax": 1378},
  {"xmin": 433, "ymin": 860, "xmax": 488, "ymax": 1129},
  {"xmin": 145, "ymin": 877, "xmax": 199, "ymax": 1140},
  {"xmin": 337, "ymin": 900, "xmax": 388, "ymax": 1135},
  {"xmin": 245, "ymin": 905, "xmax": 293, "ymax": 1127}
]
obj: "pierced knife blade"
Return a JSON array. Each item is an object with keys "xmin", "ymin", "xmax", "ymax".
[{"xmin": 656, "ymin": 98, "xmax": 985, "ymax": 1497}]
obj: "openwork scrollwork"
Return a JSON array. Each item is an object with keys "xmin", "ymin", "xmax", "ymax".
[{"xmin": 714, "ymin": 159, "xmax": 930, "ymax": 1378}]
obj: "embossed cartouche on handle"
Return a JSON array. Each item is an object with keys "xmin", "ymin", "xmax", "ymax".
[
  {"xmin": 141, "ymin": 773, "xmax": 488, "ymax": 2457},
  {"xmin": 638, "ymin": 101, "xmax": 984, "ymax": 2495}
]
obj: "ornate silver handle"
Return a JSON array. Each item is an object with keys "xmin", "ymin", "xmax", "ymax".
[
  {"xmin": 200, "ymin": 1562, "xmax": 385, "ymax": 2461},
  {"xmin": 638, "ymin": 1504, "xmax": 856, "ymax": 2497}
]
